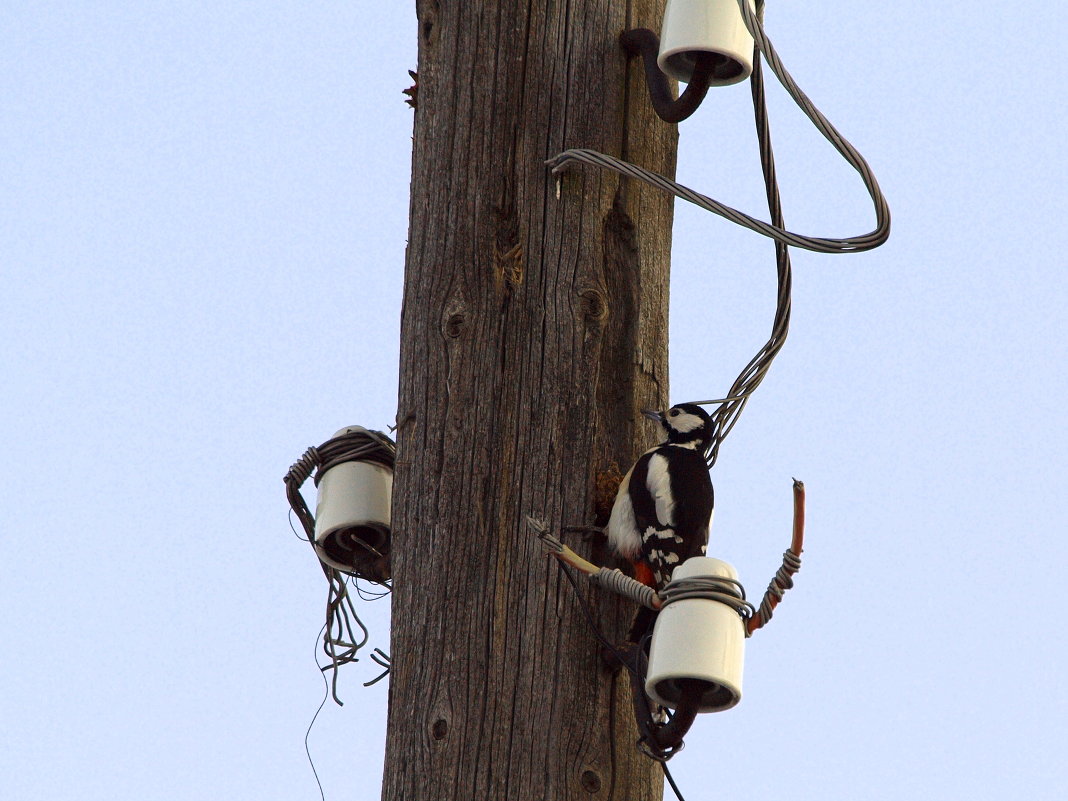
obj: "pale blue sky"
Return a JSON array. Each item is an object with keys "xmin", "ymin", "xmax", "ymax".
[{"xmin": 3, "ymin": 2, "xmax": 1066, "ymax": 800}]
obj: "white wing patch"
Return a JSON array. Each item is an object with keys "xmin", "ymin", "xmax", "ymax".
[
  {"xmin": 607, "ymin": 463, "xmax": 641, "ymax": 558},
  {"xmin": 644, "ymin": 527, "xmax": 685, "ymax": 585},
  {"xmin": 645, "ymin": 528, "xmax": 683, "ymax": 542},
  {"xmin": 646, "ymin": 452, "xmax": 675, "ymax": 527}
]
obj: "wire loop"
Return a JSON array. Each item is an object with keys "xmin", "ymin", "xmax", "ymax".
[{"xmin": 548, "ymin": 1, "xmax": 889, "ymax": 467}]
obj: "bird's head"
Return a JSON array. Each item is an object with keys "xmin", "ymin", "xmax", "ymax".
[{"xmin": 643, "ymin": 403, "xmax": 714, "ymax": 450}]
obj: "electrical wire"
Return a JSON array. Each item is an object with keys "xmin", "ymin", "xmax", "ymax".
[
  {"xmin": 658, "ymin": 574, "xmax": 756, "ymax": 623},
  {"xmin": 363, "ymin": 649, "xmax": 392, "ymax": 687},
  {"xmin": 289, "ymin": 508, "xmax": 309, "ymax": 542},
  {"xmin": 746, "ymin": 478, "xmax": 805, "ymax": 634},
  {"xmin": 556, "ymin": 561, "xmax": 691, "ymax": 801},
  {"xmin": 547, "ymin": 3, "xmax": 890, "ymax": 254},
  {"xmin": 284, "ymin": 427, "xmax": 396, "ymax": 704},
  {"xmin": 547, "ymin": 1, "xmax": 889, "ymax": 468},
  {"xmin": 305, "ymin": 624, "xmax": 331, "ymax": 801},
  {"xmin": 353, "ymin": 576, "xmax": 392, "ymax": 602},
  {"xmin": 537, "ymin": 482, "xmax": 803, "ymax": 796},
  {"xmin": 556, "ymin": 560, "xmax": 643, "ymax": 683},
  {"xmin": 700, "ymin": 8, "xmax": 792, "ymax": 468},
  {"xmin": 662, "ymin": 762, "xmax": 688, "ymax": 801}
]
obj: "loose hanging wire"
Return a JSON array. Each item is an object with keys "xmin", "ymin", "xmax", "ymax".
[
  {"xmin": 547, "ymin": 1, "xmax": 890, "ymax": 467},
  {"xmin": 284, "ymin": 428, "xmax": 396, "ymax": 703},
  {"xmin": 304, "ymin": 624, "xmax": 332, "ymax": 801}
]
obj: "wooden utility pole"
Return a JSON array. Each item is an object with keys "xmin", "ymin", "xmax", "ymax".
[{"xmin": 384, "ymin": 2, "xmax": 678, "ymax": 798}]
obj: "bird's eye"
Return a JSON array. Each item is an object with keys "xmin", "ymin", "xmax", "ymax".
[{"xmin": 669, "ymin": 409, "xmax": 679, "ymax": 417}]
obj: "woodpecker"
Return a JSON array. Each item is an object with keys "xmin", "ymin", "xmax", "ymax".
[{"xmin": 607, "ymin": 403, "xmax": 715, "ymax": 594}]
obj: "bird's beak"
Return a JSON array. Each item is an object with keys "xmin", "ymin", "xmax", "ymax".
[{"xmin": 641, "ymin": 409, "xmax": 665, "ymax": 423}]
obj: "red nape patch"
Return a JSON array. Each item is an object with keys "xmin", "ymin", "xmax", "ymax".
[{"xmin": 633, "ymin": 561, "xmax": 656, "ymax": 589}]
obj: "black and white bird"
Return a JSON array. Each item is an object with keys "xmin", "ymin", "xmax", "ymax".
[{"xmin": 607, "ymin": 403, "xmax": 715, "ymax": 595}]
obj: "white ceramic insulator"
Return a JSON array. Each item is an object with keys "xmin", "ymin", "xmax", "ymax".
[
  {"xmin": 645, "ymin": 557, "xmax": 745, "ymax": 712},
  {"xmin": 313, "ymin": 427, "xmax": 393, "ymax": 573},
  {"xmin": 658, "ymin": 0, "xmax": 756, "ymax": 86}
]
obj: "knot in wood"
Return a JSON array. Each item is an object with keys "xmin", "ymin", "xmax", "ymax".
[
  {"xmin": 578, "ymin": 287, "xmax": 607, "ymax": 321},
  {"xmin": 431, "ymin": 718, "xmax": 448, "ymax": 741},
  {"xmin": 580, "ymin": 769, "xmax": 602, "ymax": 794},
  {"xmin": 419, "ymin": 0, "xmax": 439, "ymax": 46},
  {"xmin": 444, "ymin": 312, "xmax": 467, "ymax": 338}
]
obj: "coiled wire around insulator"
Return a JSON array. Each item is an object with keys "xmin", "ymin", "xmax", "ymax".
[
  {"xmin": 284, "ymin": 426, "xmax": 396, "ymax": 704},
  {"xmin": 658, "ymin": 574, "xmax": 756, "ymax": 625}
]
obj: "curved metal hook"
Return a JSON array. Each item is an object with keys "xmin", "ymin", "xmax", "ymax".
[
  {"xmin": 620, "ymin": 28, "xmax": 721, "ymax": 123},
  {"xmin": 619, "ymin": 641, "xmax": 704, "ymax": 758}
]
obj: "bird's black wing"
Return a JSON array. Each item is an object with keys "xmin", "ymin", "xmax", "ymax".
[{"xmin": 639, "ymin": 446, "xmax": 713, "ymax": 587}]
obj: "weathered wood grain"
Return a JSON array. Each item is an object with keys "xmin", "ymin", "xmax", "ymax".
[{"xmin": 384, "ymin": 2, "xmax": 678, "ymax": 798}]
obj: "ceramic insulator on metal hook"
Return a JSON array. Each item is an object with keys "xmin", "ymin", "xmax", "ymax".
[
  {"xmin": 313, "ymin": 426, "xmax": 393, "ymax": 574},
  {"xmin": 658, "ymin": 0, "xmax": 756, "ymax": 87},
  {"xmin": 645, "ymin": 557, "xmax": 746, "ymax": 713}
]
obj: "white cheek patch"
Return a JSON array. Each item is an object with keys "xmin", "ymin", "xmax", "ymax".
[
  {"xmin": 669, "ymin": 411, "xmax": 705, "ymax": 434},
  {"xmin": 646, "ymin": 453, "xmax": 675, "ymax": 527}
]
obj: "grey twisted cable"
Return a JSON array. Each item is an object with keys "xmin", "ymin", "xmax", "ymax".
[
  {"xmin": 549, "ymin": 2, "xmax": 887, "ymax": 466},
  {"xmin": 736, "ymin": 0, "xmax": 890, "ymax": 251},
  {"xmin": 546, "ymin": 2, "xmax": 889, "ymax": 253},
  {"xmin": 753, "ymin": 548, "xmax": 802, "ymax": 628},
  {"xmin": 590, "ymin": 567, "xmax": 660, "ymax": 610},
  {"xmin": 286, "ymin": 446, "xmax": 321, "ymax": 488},
  {"xmin": 658, "ymin": 575, "xmax": 756, "ymax": 624},
  {"xmin": 547, "ymin": 2, "xmax": 888, "ymax": 253},
  {"xmin": 701, "ymin": 14, "xmax": 792, "ymax": 467},
  {"xmin": 527, "ymin": 517, "xmax": 662, "ymax": 609}
]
